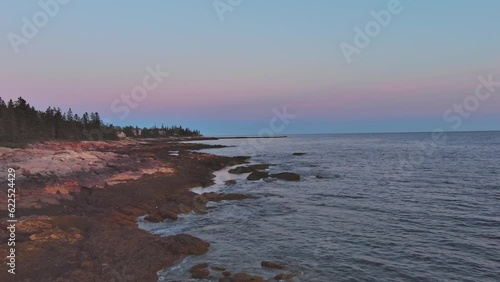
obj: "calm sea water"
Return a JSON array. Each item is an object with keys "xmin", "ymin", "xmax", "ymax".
[{"xmin": 140, "ymin": 132, "xmax": 500, "ymax": 282}]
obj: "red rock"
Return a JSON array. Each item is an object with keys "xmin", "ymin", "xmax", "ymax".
[
  {"xmin": 28, "ymin": 227, "xmax": 83, "ymax": 242},
  {"xmin": 191, "ymin": 268, "xmax": 210, "ymax": 279}
]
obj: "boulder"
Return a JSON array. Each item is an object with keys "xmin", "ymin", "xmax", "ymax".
[
  {"xmin": 160, "ymin": 209, "xmax": 179, "ymax": 221},
  {"xmin": 167, "ymin": 234, "xmax": 210, "ymax": 255},
  {"xmin": 247, "ymin": 171, "xmax": 270, "ymax": 181},
  {"xmin": 144, "ymin": 211, "xmax": 164, "ymax": 223},
  {"xmin": 144, "ymin": 203, "xmax": 179, "ymax": 222},
  {"xmin": 271, "ymin": 172, "xmax": 300, "ymax": 181},
  {"xmin": 225, "ymin": 180, "xmax": 237, "ymax": 185}
]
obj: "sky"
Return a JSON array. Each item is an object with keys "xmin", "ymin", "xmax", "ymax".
[{"xmin": 1, "ymin": 0, "xmax": 500, "ymax": 135}]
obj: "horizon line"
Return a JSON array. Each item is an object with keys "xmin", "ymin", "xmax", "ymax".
[{"xmin": 210, "ymin": 129, "xmax": 500, "ymax": 137}]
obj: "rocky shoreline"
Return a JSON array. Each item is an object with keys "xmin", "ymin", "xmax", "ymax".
[
  {"xmin": 0, "ymin": 138, "xmax": 301, "ymax": 281},
  {"xmin": 0, "ymin": 139, "xmax": 243, "ymax": 281}
]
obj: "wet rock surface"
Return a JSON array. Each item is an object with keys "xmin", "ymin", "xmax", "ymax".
[
  {"xmin": 247, "ymin": 171, "xmax": 270, "ymax": 180},
  {"xmin": 229, "ymin": 164, "xmax": 271, "ymax": 174},
  {"xmin": 271, "ymin": 172, "xmax": 300, "ymax": 181}
]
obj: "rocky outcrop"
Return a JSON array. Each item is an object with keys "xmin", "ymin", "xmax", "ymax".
[
  {"xmin": 0, "ymin": 139, "xmax": 248, "ymax": 282},
  {"xmin": 0, "ymin": 140, "xmax": 178, "ymax": 209},
  {"xmin": 144, "ymin": 192, "xmax": 257, "ymax": 223},
  {"xmin": 247, "ymin": 171, "xmax": 270, "ymax": 180},
  {"xmin": 271, "ymin": 172, "xmax": 300, "ymax": 181},
  {"xmin": 229, "ymin": 164, "xmax": 271, "ymax": 174}
]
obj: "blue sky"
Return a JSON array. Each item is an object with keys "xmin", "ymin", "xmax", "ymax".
[{"xmin": 1, "ymin": 0, "xmax": 499, "ymax": 135}]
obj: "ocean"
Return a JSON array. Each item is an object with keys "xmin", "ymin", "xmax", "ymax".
[{"xmin": 139, "ymin": 132, "xmax": 500, "ymax": 281}]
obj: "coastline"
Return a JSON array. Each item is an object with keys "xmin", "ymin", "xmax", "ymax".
[{"xmin": 0, "ymin": 138, "xmax": 256, "ymax": 281}]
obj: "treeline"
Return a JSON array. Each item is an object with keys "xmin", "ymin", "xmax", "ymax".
[
  {"xmin": 120, "ymin": 125, "xmax": 201, "ymax": 138},
  {"xmin": 0, "ymin": 96, "xmax": 201, "ymax": 146}
]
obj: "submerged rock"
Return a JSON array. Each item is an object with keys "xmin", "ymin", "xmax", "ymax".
[
  {"xmin": 271, "ymin": 172, "xmax": 300, "ymax": 181},
  {"xmin": 225, "ymin": 180, "xmax": 237, "ymax": 185},
  {"xmin": 261, "ymin": 261, "xmax": 285, "ymax": 269}
]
